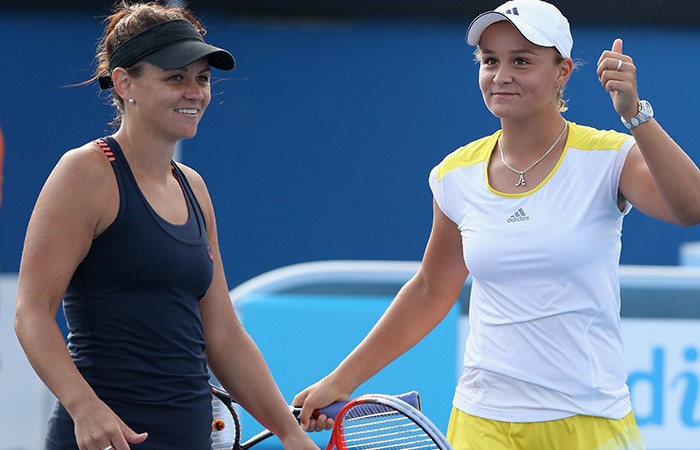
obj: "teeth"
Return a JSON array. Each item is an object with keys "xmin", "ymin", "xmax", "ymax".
[{"xmin": 176, "ymin": 108, "xmax": 198, "ymax": 115}]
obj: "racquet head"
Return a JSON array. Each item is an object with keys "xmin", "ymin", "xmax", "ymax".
[
  {"xmin": 328, "ymin": 393, "xmax": 452, "ymax": 450},
  {"xmin": 211, "ymin": 384, "xmax": 242, "ymax": 450}
]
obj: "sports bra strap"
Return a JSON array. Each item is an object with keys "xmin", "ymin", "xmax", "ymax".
[{"xmin": 95, "ymin": 138, "xmax": 116, "ymax": 162}]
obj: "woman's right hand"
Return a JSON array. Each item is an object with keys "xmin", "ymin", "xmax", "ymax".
[
  {"xmin": 71, "ymin": 397, "xmax": 148, "ymax": 450},
  {"xmin": 293, "ymin": 377, "xmax": 351, "ymax": 432}
]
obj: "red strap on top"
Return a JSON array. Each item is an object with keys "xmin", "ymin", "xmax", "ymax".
[{"xmin": 95, "ymin": 138, "xmax": 116, "ymax": 162}]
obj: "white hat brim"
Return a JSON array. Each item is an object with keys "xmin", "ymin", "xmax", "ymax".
[
  {"xmin": 466, "ymin": 11, "xmax": 558, "ymax": 51},
  {"xmin": 466, "ymin": 11, "xmax": 510, "ymax": 46}
]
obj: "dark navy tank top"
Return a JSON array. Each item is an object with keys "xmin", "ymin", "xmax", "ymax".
[{"xmin": 45, "ymin": 136, "xmax": 215, "ymax": 449}]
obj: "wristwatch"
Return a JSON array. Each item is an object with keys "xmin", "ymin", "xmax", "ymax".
[{"xmin": 621, "ymin": 100, "xmax": 654, "ymax": 130}]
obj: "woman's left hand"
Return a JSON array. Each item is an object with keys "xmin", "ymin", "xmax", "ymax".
[{"xmin": 597, "ymin": 38, "xmax": 639, "ymax": 120}]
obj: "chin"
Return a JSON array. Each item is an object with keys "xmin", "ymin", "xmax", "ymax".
[
  {"xmin": 177, "ymin": 127, "xmax": 199, "ymax": 140},
  {"xmin": 487, "ymin": 107, "xmax": 525, "ymax": 121},
  {"xmin": 486, "ymin": 106, "xmax": 508, "ymax": 119}
]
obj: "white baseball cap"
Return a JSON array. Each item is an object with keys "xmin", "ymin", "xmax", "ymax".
[{"xmin": 466, "ymin": 0, "xmax": 573, "ymax": 59}]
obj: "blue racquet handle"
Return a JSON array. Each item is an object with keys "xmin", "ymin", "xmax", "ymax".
[{"xmin": 311, "ymin": 390, "xmax": 421, "ymax": 419}]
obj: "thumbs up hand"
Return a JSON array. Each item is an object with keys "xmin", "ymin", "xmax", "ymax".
[{"xmin": 596, "ymin": 38, "xmax": 639, "ymax": 121}]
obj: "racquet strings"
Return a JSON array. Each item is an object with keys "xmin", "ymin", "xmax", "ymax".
[
  {"xmin": 211, "ymin": 392, "xmax": 239, "ymax": 450},
  {"xmin": 337, "ymin": 403, "xmax": 441, "ymax": 450}
]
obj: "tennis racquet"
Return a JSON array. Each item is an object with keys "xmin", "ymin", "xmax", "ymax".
[
  {"xmin": 210, "ymin": 384, "xmax": 422, "ymax": 450},
  {"xmin": 326, "ymin": 393, "xmax": 452, "ymax": 450}
]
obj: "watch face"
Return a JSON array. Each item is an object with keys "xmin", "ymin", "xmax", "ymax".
[{"xmin": 622, "ymin": 100, "xmax": 653, "ymax": 129}]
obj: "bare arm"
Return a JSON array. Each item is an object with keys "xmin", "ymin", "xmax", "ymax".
[
  {"xmin": 294, "ymin": 200, "xmax": 469, "ymax": 430},
  {"xmin": 598, "ymin": 39, "xmax": 700, "ymax": 225},
  {"xmin": 14, "ymin": 145, "xmax": 147, "ymax": 450},
  {"xmin": 184, "ymin": 167, "xmax": 318, "ymax": 450}
]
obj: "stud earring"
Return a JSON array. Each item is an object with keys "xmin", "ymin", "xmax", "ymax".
[{"xmin": 128, "ymin": 98, "xmax": 135, "ymax": 104}]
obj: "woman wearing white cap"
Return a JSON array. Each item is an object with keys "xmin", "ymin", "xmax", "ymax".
[
  {"xmin": 294, "ymin": 0, "xmax": 700, "ymax": 448},
  {"xmin": 14, "ymin": 2, "xmax": 320, "ymax": 450}
]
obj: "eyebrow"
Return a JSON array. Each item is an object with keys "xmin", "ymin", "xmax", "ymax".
[
  {"xmin": 163, "ymin": 66, "xmax": 212, "ymax": 74},
  {"xmin": 480, "ymin": 48, "xmax": 540, "ymax": 56}
]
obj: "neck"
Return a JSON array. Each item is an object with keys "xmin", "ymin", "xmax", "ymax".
[
  {"xmin": 499, "ymin": 114, "xmax": 567, "ymax": 162},
  {"xmin": 112, "ymin": 124, "xmax": 179, "ymax": 178}
]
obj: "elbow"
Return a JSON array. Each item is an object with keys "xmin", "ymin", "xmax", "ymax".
[
  {"xmin": 661, "ymin": 202, "xmax": 700, "ymax": 227},
  {"xmin": 672, "ymin": 215, "xmax": 700, "ymax": 228},
  {"xmin": 13, "ymin": 301, "xmax": 33, "ymax": 338},
  {"xmin": 673, "ymin": 208, "xmax": 700, "ymax": 227},
  {"xmin": 13, "ymin": 306, "xmax": 28, "ymax": 345},
  {"xmin": 677, "ymin": 218, "xmax": 700, "ymax": 227},
  {"xmin": 13, "ymin": 300, "xmax": 46, "ymax": 344}
]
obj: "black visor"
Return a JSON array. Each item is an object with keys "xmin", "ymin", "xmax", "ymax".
[{"xmin": 98, "ymin": 19, "xmax": 235, "ymax": 90}]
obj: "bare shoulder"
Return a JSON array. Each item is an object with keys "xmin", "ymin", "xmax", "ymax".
[
  {"xmin": 174, "ymin": 162, "xmax": 212, "ymax": 203},
  {"xmin": 49, "ymin": 140, "xmax": 116, "ymax": 200},
  {"xmin": 175, "ymin": 162, "xmax": 205, "ymax": 184},
  {"xmin": 57, "ymin": 140, "xmax": 114, "ymax": 177},
  {"xmin": 40, "ymin": 140, "xmax": 120, "ymax": 236}
]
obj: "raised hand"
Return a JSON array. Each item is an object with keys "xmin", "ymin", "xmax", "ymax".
[{"xmin": 596, "ymin": 38, "xmax": 640, "ymax": 120}]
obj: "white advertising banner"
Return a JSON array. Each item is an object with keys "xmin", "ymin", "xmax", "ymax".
[{"xmin": 624, "ymin": 319, "xmax": 700, "ymax": 449}]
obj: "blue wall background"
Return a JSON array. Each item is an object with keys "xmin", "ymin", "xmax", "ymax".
[{"xmin": 1, "ymin": 11, "xmax": 699, "ymax": 288}]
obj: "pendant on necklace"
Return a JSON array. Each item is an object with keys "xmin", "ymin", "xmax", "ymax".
[{"xmin": 516, "ymin": 173, "xmax": 526, "ymax": 187}]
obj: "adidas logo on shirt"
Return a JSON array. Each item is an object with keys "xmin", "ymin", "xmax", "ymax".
[{"xmin": 507, "ymin": 208, "xmax": 529, "ymax": 223}]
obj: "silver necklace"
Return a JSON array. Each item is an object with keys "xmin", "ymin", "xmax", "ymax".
[{"xmin": 498, "ymin": 122, "xmax": 568, "ymax": 187}]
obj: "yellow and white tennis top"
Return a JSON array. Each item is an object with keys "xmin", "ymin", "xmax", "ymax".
[{"xmin": 429, "ymin": 121, "xmax": 636, "ymax": 422}]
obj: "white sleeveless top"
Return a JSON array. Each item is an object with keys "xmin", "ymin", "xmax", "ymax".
[{"xmin": 429, "ymin": 121, "xmax": 636, "ymax": 422}]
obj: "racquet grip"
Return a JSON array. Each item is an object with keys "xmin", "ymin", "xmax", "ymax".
[{"xmin": 311, "ymin": 391, "xmax": 420, "ymax": 419}]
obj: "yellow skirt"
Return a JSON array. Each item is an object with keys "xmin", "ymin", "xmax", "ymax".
[{"xmin": 447, "ymin": 408, "xmax": 646, "ymax": 450}]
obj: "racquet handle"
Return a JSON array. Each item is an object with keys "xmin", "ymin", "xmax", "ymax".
[{"xmin": 308, "ymin": 391, "xmax": 420, "ymax": 420}]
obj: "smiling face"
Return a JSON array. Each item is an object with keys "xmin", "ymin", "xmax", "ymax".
[
  {"xmin": 476, "ymin": 21, "xmax": 569, "ymax": 121},
  {"xmin": 122, "ymin": 57, "xmax": 212, "ymax": 142}
]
